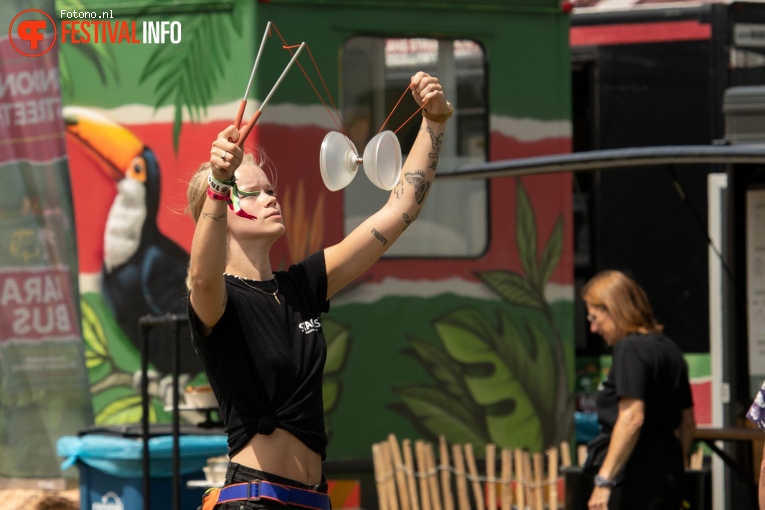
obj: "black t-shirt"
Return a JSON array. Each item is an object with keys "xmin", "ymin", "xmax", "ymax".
[
  {"xmin": 187, "ymin": 251, "xmax": 330, "ymax": 459},
  {"xmin": 594, "ymin": 333, "xmax": 693, "ymax": 486}
]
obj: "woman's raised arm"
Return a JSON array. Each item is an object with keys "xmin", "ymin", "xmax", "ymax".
[{"xmin": 324, "ymin": 72, "xmax": 451, "ymax": 299}]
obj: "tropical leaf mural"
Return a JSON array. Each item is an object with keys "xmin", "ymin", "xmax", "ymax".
[
  {"xmin": 322, "ymin": 317, "xmax": 351, "ymax": 442},
  {"xmin": 81, "ymin": 292, "xmax": 165, "ymax": 425},
  {"xmin": 391, "ymin": 180, "xmax": 573, "ymax": 452},
  {"xmin": 56, "ymin": 0, "xmax": 120, "ymax": 96},
  {"xmin": 137, "ymin": 2, "xmax": 245, "ymax": 150},
  {"xmin": 58, "ymin": 0, "xmax": 245, "ymax": 148}
]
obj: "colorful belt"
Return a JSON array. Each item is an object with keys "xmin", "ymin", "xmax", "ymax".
[{"xmin": 206, "ymin": 479, "xmax": 331, "ymax": 510}]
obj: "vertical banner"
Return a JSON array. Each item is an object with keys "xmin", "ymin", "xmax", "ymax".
[
  {"xmin": 0, "ymin": 1, "xmax": 93, "ymax": 479},
  {"xmin": 747, "ymin": 188, "xmax": 765, "ymax": 389}
]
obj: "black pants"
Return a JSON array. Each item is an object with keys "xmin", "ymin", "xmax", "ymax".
[
  {"xmin": 609, "ymin": 482, "xmax": 684, "ymax": 510},
  {"xmin": 569, "ymin": 472, "xmax": 684, "ymax": 510},
  {"xmin": 200, "ymin": 463, "xmax": 329, "ymax": 510}
]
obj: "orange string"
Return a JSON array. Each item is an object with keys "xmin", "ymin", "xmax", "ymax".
[
  {"xmin": 254, "ymin": 23, "xmax": 425, "ymax": 155},
  {"xmin": 379, "ymin": 87, "xmax": 428, "ymax": 135},
  {"xmin": 268, "ymin": 25, "xmax": 355, "ymax": 154}
]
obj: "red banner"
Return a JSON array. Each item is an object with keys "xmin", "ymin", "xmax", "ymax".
[
  {"xmin": 0, "ymin": 32, "xmax": 66, "ymax": 164},
  {"xmin": 0, "ymin": 266, "xmax": 79, "ymax": 342}
]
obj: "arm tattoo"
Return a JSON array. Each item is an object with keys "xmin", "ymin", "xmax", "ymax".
[
  {"xmin": 405, "ymin": 170, "xmax": 431, "ymax": 204},
  {"xmin": 403, "ymin": 208, "xmax": 420, "ymax": 228},
  {"xmin": 394, "ymin": 178, "xmax": 404, "ymax": 199},
  {"xmin": 202, "ymin": 211, "xmax": 227, "ymax": 222},
  {"xmin": 371, "ymin": 227, "xmax": 388, "ymax": 246},
  {"xmin": 427, "ymin": 127, "xmax": 444, "ymax": 172}
]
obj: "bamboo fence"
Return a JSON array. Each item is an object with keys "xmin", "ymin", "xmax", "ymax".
[
  {"xmin": 373, "ymin": 435, "xmax": 707, "ymax": 510},
  {"xmin": 372, "ymin": 435, "xmax": 578, "ymax": 510}
]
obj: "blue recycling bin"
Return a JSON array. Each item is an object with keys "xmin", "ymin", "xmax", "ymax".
[
  {"xmin": 575, "ymin": 411, "xmax": 599, "ymax": 444},
  {"xmin": 58, "ymin": 432, "xmax": 227, "ymax": 510}
]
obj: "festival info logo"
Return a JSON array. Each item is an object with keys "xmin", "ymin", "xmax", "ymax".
[
  {"xmin": 8, "ymin": 8, "xmax": 182, "ymax": 56},
  {"xmin": 8, "ymin": 9, "xmax": 56, "ymax": 57}
]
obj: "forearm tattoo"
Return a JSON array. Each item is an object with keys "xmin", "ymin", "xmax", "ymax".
[
  {"xmin": 405, "ymin": 170, "xmax": 430, "ymax": 204},
  {"xmin": 394, "ymin": 178, "xmax": 404, "ymax": 199},
  {"xmin": 427, "ymin": 127, "xmax": 443, "ymax": 173},
  {"xmin": 403, "ymin": 208, "xmax": 420, "ymax": 228},
  {"xmin": 371, "ymin": 227, "xmax": 388, "ymax": 246},
  {"xmin": 202, "ymin": 211, "xmax": 227, "ymax": 222}
]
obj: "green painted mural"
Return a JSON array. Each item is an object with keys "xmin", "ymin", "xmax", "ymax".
[{"xmin": 55, "ymin": 0, "xmax": 576, "ymax": 464}]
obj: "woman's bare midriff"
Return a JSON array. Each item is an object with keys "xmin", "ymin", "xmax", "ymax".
[{"xmin": 230, "ymin": 428, "xmax": 322, "ymax": 486}]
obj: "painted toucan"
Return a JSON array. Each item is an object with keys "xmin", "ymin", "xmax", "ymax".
[{"xmin": 64, "ymin": 107, "xmax": 199, "ymax": 375}]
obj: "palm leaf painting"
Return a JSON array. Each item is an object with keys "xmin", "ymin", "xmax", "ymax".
[
  {"xmin": 322, "ymin": 318, "xmax": 351, "ymax": 442},
  {"xmin": 392, "ymin": 179, "xmax": 573, "ymax": 452},
  {"xmin": 81, "ymin": 293, "xmax": 163, "ymax": 424},
  {"xmin": 137, "ymin": 2, "xmax": 244, "ymax": 150},
  {"xmin": 57, "ymin": 0, "xmax": 244, "ymax": 147},
  {"xmin": 56, "ymin": 0, "xmax": 120, "ymax": 96}
]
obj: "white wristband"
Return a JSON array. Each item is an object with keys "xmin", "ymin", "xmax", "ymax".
[{"xmin": 208, "ymin": 173, "xmax": 232, "ymax": 195}]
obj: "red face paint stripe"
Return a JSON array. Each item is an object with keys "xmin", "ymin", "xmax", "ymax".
[{"xmin": 570, "ymin": 20, "xmax": 712, "ymax": 46}]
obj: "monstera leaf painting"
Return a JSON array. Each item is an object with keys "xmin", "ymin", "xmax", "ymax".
[{"xmin": 392, "ymin": 180, "xmax": 573, "ymax": 452}]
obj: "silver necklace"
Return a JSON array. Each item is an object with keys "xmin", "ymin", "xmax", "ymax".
[{"xmin": 225, "ymin": 273, "xmax": 281, "ymax": 305}]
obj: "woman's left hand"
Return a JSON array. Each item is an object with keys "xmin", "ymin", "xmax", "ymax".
[
  {"xmin": 588, "ymin": 486, "xmax": 611, "ymax": 510},
  {"xmin": 410, "ymin": 71, "xmax": 449, "ymax": 116}
]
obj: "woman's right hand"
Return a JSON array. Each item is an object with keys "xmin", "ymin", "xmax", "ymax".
[{"xmin": 210, "ymin": 125, "xmax": 244, "ymax": 182}]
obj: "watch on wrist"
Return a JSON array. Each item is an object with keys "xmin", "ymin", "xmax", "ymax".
[{"xmin": 594, "ymin": 474, "xmax": 614, "ymax": 488}]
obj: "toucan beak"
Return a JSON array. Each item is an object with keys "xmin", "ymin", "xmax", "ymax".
[{"xmin": 63, "ymin": 106, "xmax": 146, "ymax": 183}]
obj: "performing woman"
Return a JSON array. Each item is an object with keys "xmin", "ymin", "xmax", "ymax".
[{"xmin": 185, "ymin": 71, "xmax": 452, "ymax": 509}]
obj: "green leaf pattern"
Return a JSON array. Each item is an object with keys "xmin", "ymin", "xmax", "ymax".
[
  {"xmin": 137, "ymin": 6, "xmax": 244, "ymax": 150},
  {"xmin": 393, "ymin": 180, "xmax": 573, "ymax": 452}
]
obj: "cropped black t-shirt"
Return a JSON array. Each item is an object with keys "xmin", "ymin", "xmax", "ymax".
[{"xmin": 187, "ymin": 251, "xmax": 330, "ymax": 459}]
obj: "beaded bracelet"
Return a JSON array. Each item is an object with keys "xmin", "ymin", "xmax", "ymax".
[{"xmin": 208, "ymin": 172, "xmax": 233, "ymax": 195}]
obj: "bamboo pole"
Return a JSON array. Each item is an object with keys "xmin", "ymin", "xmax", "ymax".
[
  {"xmin": 513, "ymin": 450, "xmax": 525, "ymax": 509},
  {"xmin": 439, "ymin": 436, "xmax": 455, "ymax": 510},
  {"xmin": 416, "ymin": 441, "xmax": 432, "ymax": 510},
  {"xmin": 373, "ymin": 443, "xmax": 390, "ymax": 510},
  {"xmin": 389, "ymin": 434, "xmax": 411, "ymax": 510},
  {"xmin": 382, "ymin": 441, "xmax": 400, "ymax": 510},
  {"xmin": 560, "ymin": 441, "xmax": 572, "ymax": 468},
  {"xmin": 403, "ymin": 439, "xmax": 421, "ymax": 510},
  {"xmin": 533, "ymin": 453, "xmax": 544, "ymax": 510},
  {"xmin": 452, "ymin": 444, "xmax": 470, "ymax": 510},
  {"xmin": 577, "ymin": 445, "xmax": 588, "ymax": 467},
  {"xmin": 547, "ymin": 447, "xmax": 559, "ymax": 510},
  {"xmin": 486, "ymin": 444, "xmax": 496, "ymax": 510},
  {"xmin": 464, "ymin": 443, "xmax": 485, "ymax": 510},
  {"xmin": 522, "ymin": 451, "xmax": 534, "ymax": 509},
  {"xmin": 425, "ymin": 443, "xmax": 443, "ymax": 510},
  {"xmin": 500, "ymin": 448, "xmax": 512, "ymax": 510}
]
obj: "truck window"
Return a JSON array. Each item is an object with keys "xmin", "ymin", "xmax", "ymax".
[{"xmin": 341, "ymin": 36, "xmax": 488, "ymax": 257}]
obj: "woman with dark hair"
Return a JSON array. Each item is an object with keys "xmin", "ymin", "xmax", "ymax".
[{"xmin": 582, "ymin": 270, "xmax": 696, "ymax": 510}]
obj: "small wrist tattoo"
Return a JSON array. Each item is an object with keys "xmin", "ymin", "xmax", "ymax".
[{"xmin": 202, "ymin": 211, "xmax": 227, "ymax": 222}]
